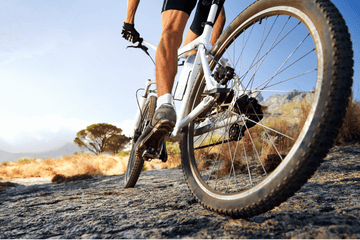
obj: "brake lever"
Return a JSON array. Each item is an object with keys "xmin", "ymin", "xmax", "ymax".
[
  {"xmin": 126, "ymin": 38, "xmax": 155, "ymax": 65},
  {"xmin": 126, "ymin": 38, "xmax": 150, "ymax": 57}
]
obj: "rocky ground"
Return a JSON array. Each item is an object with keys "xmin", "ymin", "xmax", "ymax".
[{"xmin": 0, "ymin": 144, "xmax": 359, "ymax": 239}]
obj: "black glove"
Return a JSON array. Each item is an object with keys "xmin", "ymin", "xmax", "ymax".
[{"xmin": 121, "ymin": 22, "xmax": 141, "ymax": 43}]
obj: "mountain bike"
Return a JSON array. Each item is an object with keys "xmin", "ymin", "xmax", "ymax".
[{"xmin": 124, "ymin": 0, "xmax": 353, "ymax": 218}]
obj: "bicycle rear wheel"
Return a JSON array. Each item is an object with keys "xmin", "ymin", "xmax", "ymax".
[
  {"xmin": 180, "ymin": 0, "xmax": 353, "ymax": 217},
  {"xmin": 124, "ymin": 96, "xmax": 156, "ymax": 188}
]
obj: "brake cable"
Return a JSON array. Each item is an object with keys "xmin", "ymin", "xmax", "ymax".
[{"xmin": 127, "ymin": 39, "xmax": 155, "ymax": 65}]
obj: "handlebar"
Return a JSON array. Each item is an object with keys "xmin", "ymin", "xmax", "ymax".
[
  {"xmin": 142, "ymin": 40, "xmax": 157, "ymax": 52},
  {"xmin": 126, "ymin": 39, "xmax": 156, "ymax": 64}
]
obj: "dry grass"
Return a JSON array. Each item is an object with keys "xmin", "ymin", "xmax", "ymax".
[
  {"xmin": 211, "ymin": 94, "xmax": 360, "ymax": 177},
  {"xmin": 335, "ymin": 98, "xmax": 360, "ymax": 145},
  {"xmin": 201, "ymin": 99, "xmax": 313, "ymax": 176},
  {"xmin": 0, "ymin": 145, "xmax": 183, "ymax": 181},
  {"xmin": 1, "ymin": 96, "xmax": 358, "ymax": 182},
  {"xmin": 258, "ymin": 99, "xmax": 311, "ymax": 172},
  {"xmin": 196, "ymin": 150, "xmax": 217, "ymax": 171},
  {"xmin": 212, "ymin": 94, "xmax": 360, "ymax": 176},
  {"xmin": 0, "ymin": 154, "xmax": 129, "ymax": 180},
  {"xmin": 218, "ymin": 143, "xmax": 246, "ymax": 177}
]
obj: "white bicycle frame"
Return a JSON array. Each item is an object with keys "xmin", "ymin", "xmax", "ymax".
[{"xmin": 132, "ymin": 2, "xmax": 238, "ymax": 141}]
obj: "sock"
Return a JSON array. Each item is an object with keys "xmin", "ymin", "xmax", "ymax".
[{"xmin": 156, "ymin": 93, "xmax": 173, "ymax": 110}]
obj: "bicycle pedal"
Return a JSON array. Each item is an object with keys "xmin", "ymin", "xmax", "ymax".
[{"xmin": 142, "ymin": 148, "xmax": 160, "ymax": 161}]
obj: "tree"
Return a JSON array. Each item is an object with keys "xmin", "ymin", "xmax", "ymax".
[
  {"xmin": 106, "ymin": 134, "xmax": 131, "ymax": 155},
  {"xmin": 74, "ymin": 123, "xmax": 130, "ymax": 155}
]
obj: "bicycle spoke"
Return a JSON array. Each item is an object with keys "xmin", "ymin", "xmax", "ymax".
[
  {"xmin": 232, "ymin": 101, "xmax": 268, "ymax": 178},
  {"xmin": 253, "ymin": 89, "xmax": 306, "ymax": 93},
  {"xmin": 257, "ymin": 33, "xmax": 313, "ymax": 90},
  {"xmin": 237, "ymin": 19, "xmax": 301, "ymax": 87},
  {"xmin": 226, "ymin": 115, "xmax": 245, "ymax": 192},
  {"xmin": 212, "ymin": 128, "xmax": 229, "ymax": 190},
  {"xmin": 180, "ymin": 0, "xmax": 353, "ymax": 218},
  {"xmin": 200, "ymin": 124, "xmax": 225, "ymax": 184},
  {"xmin": 241, "ymin": 134, "xmax": 253, "ymax": 186},
  {"xmin": 238, "ymin": 30, "xmax": 246, "ymax": 77},
  {"xmin": 231, "ymin": 22, "xmax": 255, "ymax": 70},
  {"xmin": 263, "ymin": 69, "xmax": 317, "ymax": 89},
  {"xmin": 225, "ymin": 138, "xmax": 237, "ymax": 192},
  {"xmin": 269, "ymin": 47, "xmax": 315, "ymax": 79},
  {"xmin": 191, "ymin": 13, "xmax": 318, "ymax": 193},
  {"xmin": 245, "ymin": 117, "xmax": 296, "ymax": 141},
  {"xmin": 241, "ymin": 115, "xmax": 268, "ymax": 175},
  {"xmin": 240, "ymin": 16, "xmax": 290, "ymax": 90},
  {"xmin": 247, "ymin": 16, "xmax": 278, "ymax": 90},
  {"xmin": 251, "ymin": 104, "xmax": 284, "ymax": 162}
]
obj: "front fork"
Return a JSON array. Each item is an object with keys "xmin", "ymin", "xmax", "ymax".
[{"xmin": 132, "ymin": 79, "xmax": 156, "ymax": 139}]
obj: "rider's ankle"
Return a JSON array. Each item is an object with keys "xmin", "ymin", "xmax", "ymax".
[{"xmin": 157, "ymin": 93, "xmax": 174, "ymax": 110}]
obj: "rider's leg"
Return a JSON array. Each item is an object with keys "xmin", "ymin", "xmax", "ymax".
[
  {"xmin": 210, "ymin": 7, "xmax": 226, "ymax": 45},
  {"xmin": 155, "ymin": 10, "xmax": 189, "ymax": 98},
  {"xmin": 183, "ymin": 7, "xmax": 226, "ymax": 56},
  {"xmin": 184, "ymin": 7, "xmax": 226, "ymax": 46},
  {"xmin": 134, "ymin": 10, "xmax": 188, "ymax": 158}
]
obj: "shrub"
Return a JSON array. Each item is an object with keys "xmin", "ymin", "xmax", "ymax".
[
  {"xmin": 1, "ymin": 162, "xmax": 9, "ymax": 167},
  {"xmin": 166, "ymin": 142, "xmax": 180, "ymax": 156},
  {"xmin": 0, "ymin": 182, "xmax": 17, "ymax": 193},
  {"xmin": 262, "ymin": 154, "xmax": 286, "ymax": 173},
  {"xmin": 51, "ymin": 173, "xmax": 93, "ymax": 184},
  {"xmin": 218, "ymin": 141, "xmax": 246, "ymax": 177},
  {"xmin": 117, "ymin": 150, "xmax": 131, "ymax": 157},
  {"xmin": 196, "ymin": 149, "xmax": 216, "ymax": 171},
  {"xmin": 18, "ymin": 157, "xmax": 36, "ymax": 164},
  {"xmin": 164, "ymin": 142, "xmax": 182, "ymax": 168}
]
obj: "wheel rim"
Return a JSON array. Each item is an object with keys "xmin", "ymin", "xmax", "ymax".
[{"xmin": 188, "ymin": 6, "xmax": 324, "ymax": 200}]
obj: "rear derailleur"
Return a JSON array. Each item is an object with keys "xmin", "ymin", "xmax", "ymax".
[{"xmin": 194, "ymin": 62, "xmax": 264, "ymax": 149}]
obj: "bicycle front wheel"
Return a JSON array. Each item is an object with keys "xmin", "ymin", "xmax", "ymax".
[
  {"xmin": 124, "ymin": 96, "xmax": 156, "ymax": 188},
  {"xmin": 180, "ymin": 0, "xmax": 353, "ymax": 217}
]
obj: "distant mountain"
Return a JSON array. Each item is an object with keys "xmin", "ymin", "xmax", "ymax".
[
  {"xmin": 260, "ymin": 90, "xmax": 314, "ymax": 112},
  {"xmin": 0, "ymin": 143, "xmax": 83, "ymax": 163}
]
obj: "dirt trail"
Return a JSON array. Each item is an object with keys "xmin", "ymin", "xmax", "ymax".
[{"xmin": 1, "ymin": 144, "xmax": 359, "ymax": 238}]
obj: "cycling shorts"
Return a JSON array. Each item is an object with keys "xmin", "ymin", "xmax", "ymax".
[{"xmin": 162, "ymin": 0, "xmax": 224, "ymax": 36}]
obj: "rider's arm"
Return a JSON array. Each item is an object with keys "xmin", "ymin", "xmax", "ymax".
[
  {"xmin": 122, "ymin": 0, "xmax": 141, "ymax": 43},
  {"xmin": 125, "ymin": 0, "xmax": 140, "ymax": 24}
]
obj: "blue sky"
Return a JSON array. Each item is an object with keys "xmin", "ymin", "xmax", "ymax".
[{"xmin": 0, "ymin": 0, "xmax": 359, "ymax": 153}]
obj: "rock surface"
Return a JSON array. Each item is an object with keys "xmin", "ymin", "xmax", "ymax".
[
  {"xmin": 1, "ymin": 144, "xmax": 360, "ymax": 239},
  {"xmin": 260, "ymin": 90, "xmax": 314, "ymax": 112}
]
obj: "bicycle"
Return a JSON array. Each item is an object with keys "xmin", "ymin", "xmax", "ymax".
[{"xmin": 124, "ymin": 0, "xmax": 353, "ymax": 218}]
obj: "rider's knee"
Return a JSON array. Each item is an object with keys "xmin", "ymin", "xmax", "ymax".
[{"xmin": 160, "ymin": 28, "xmax": 183, "ymax": 48}]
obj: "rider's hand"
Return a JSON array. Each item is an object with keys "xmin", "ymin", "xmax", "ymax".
[{"xmin": 122, "ymin": 22, "xmax": 141, "ymax": 43}]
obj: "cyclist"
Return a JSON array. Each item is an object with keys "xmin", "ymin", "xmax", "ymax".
[{"xmin": 122, "ymin": 0, "xmax": 225, "ymax": 159}]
